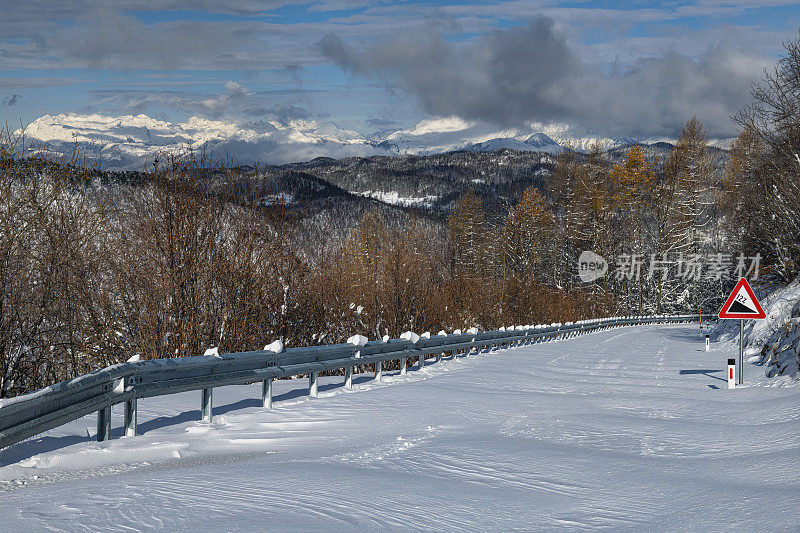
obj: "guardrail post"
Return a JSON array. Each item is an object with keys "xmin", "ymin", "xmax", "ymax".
[
  {"xmin": 436, "ymin": 351, "xmax": 442, "ymax": 363},
  {"xmin": 124, "ymin": 398, "xmax": 137, "ymax": 437},
  {"xmin": 202, "ymin": 388, "xmax": 213, "ymax": 422},
  {"xmin": 345, "ymin": 365, "xmax": 353, "ymax": 389},
  {"xmin": 309, "ymin": 371, "xmax": 319, "ymax": 397},
  {"xmin": 400, "ymin": 356, "xmax": 407, "ymax": 375},
  {"xmin": 418, "ymin": 353, "xmax": 425, "ymax": 369},
  {"xmin": 262, "ymin": 378, "xmax": 273, "ymax": 409},
  {"xmin": 97, "ymin": 405, "xmax": 111, "ymax": 442},
  {"xmin": 374, "ymin": 361, "xmax": 382, "ymax": 381}
]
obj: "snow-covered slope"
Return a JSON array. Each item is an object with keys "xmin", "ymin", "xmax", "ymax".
[
  {"xmin": 714, "ymin": 277, "xmax": 800, "ymax": 380},
  {"xmin": 19, "ymin": 114, "xmax": 650, "ymax": 169},
  {"xmin": 0, "ymin": 323, "xmax": 796, "ymax": 530}
]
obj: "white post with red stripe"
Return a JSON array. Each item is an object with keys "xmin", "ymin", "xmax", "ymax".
[
  {"xmin": 727, "ymin": 358, "xmax": 736, "ymax": 389},
  {"xmin": 705, "ymin": 334, "xmax": 709, "ymax": 351}
]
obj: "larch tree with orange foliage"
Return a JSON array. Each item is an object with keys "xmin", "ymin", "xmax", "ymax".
[
  {"xmin": 610, "ymin": 143, "xmax": 657, "ymax": 314},
  {"xmin": 501, "ymin": 185, "xmax": 555, "ymax": 279}
]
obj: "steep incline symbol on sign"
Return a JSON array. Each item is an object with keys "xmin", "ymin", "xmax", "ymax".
[{"xmin": 718, "ymin": 278, "xmax": 766, "ymax": 319}]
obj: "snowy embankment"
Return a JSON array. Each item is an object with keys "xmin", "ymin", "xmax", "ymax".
[
  {"xmin": 714, "ymin": 277, "xmax": 800, "ymax": 382},
  {"xmin": 0, "ymin": 323, "xmax": 797, "ymax": 530}
]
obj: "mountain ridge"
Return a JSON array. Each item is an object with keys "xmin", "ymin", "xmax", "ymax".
[{"xmin": 18, "ymin": 113, "xmax": 709, "ymax": 170}]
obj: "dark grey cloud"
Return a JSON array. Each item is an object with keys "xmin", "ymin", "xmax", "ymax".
[
  {"xmin": 319, "ymin": 16, "xmax": 766, "ymax": 137},
  {"xmin": 574, "ymin": 44, "xmax": 762, "ymax": 138},
  {"xmin": 2, "ymin": 94, "xmax": 22, "ymax": 106}
]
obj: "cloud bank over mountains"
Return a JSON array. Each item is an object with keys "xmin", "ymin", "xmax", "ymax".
[{"xmin": 319, "ymin": 16, "xmax": 766, "ymax": 138}]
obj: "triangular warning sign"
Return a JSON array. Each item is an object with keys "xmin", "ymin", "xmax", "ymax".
[{"xmin": 718, "ymin": 278, "xmax": 766, "ymax": 319}]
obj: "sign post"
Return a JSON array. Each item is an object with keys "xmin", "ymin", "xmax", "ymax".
[
  {"xmin": 739, "ymin": 319, "xmax": 744, "ymax": 384},
  {"xmin": 718, "ymin": 278, "xmax": 766, "ymax": 385}
]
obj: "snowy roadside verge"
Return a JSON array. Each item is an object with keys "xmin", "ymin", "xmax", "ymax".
[
  {"xmin": 714, "ymin": 276, "xmax": 800, "ymax": 382},
  {"xmin": 0, "ymin": 341, "xmax": 496, "ymax": 486}
]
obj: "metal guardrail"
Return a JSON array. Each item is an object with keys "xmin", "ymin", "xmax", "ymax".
[{"xmin": 0, "ymin": 314, "xmax": 700, "ymax": 449}]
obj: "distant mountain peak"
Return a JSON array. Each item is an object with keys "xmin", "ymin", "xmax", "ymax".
[{"xmin": 524, "ymin": 132, "xmax": 557, "ymax": 145}]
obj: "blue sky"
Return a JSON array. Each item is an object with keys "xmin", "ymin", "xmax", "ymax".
[{"xmin": 1, "ymin": 1, "xmax": 798, "ymax": 137}]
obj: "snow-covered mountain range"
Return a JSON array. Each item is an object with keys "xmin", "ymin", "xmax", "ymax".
[{"xmin": 19, "ymin": 113, "xmax": 653, "ymax": 170}]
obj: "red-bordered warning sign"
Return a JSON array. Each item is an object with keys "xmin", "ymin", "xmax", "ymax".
[{"xmin": 718, "ymin": 278, "xmax": 766, "ymax": 319}]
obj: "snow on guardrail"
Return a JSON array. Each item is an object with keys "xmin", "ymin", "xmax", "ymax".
[{"xmin": 0, "ymin": 315, "xmax": 700, "ymax": 450}]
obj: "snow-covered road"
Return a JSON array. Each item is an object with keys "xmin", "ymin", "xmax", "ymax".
[{"xmin": 0, "ymin": 323, "xmax": 797, "ymax": 531}]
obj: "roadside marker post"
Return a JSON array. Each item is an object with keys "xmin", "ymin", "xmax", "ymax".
[
  {"xmin": 705, "ymin": 334, "xmax": 709, "ymax": 351},
  {"xmin": 727, "ymin": 358, "xmax": 736, "ymax": 389},
  {"xmin": 718, "ymin": 278, "xmax": 766, "ymax": 386}
]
